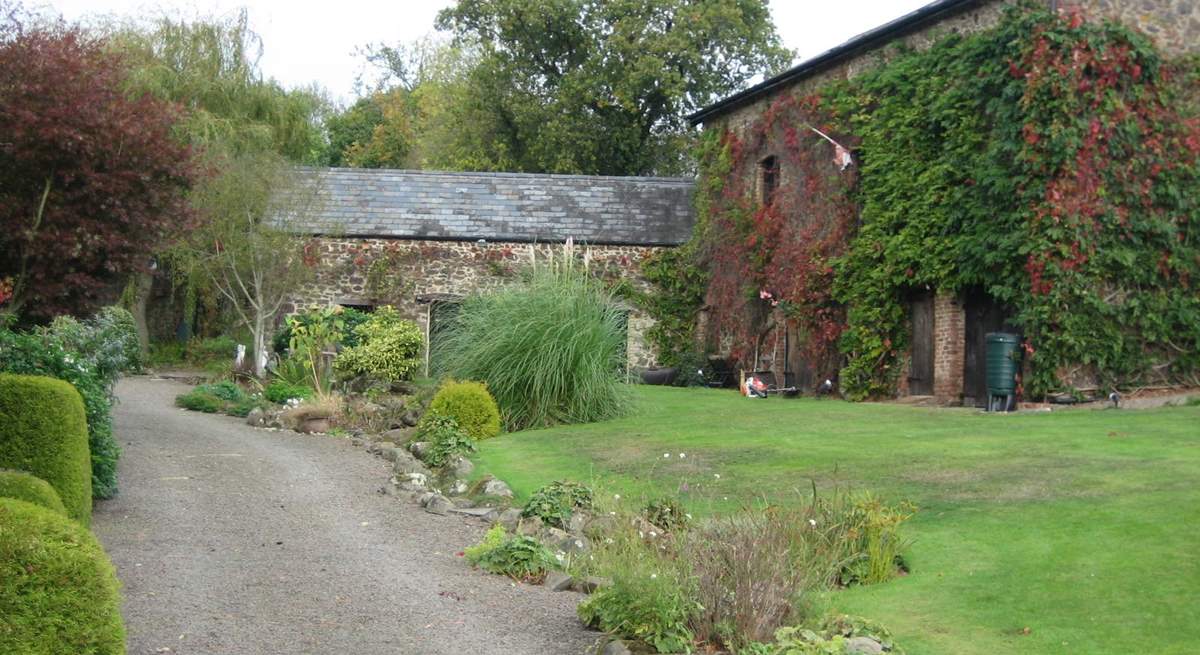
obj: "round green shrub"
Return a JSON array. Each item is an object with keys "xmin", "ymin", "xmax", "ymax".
[
  {"xmin": 0, "ymin": 498, "xmax": 125, "ymax": 654},
  {"xmin": 334, "ymin": 306, "xmax": 424, "ymax": 383},
  {"xmin": 0, "ymin": 374, "xmax": 91, "ymax": 525},
  {"xmin": 175, "ymin": 390, "xmax": 224, "ymax": 413},
  {"xmin": 0, "ymin": 470, "xmax": 67, "ymax": 517},
  {"xmin": 424, "ymin": 379, "xmax": 501, "ymax": 440},
  {"xmin": 263, "ymin": 380, "xmax": 314, "ymax": 404}
]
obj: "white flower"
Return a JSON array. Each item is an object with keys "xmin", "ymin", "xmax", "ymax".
[
  {"xmin": 614, "ymin": 494, "xmax": 621, "ymax": 500},
  {"xmin": 685, "ymin": 513, "xmax": 693, "ymax": 520},
  {"xmin": 609, "ymin": 511, "xmax": 616, "ymax": 516},
  {"xmin": 575, "ymin": 540, "xmax": 583, "ymax": 549},
  {"xmin": 679, "ymin": 453, "xmax": 686, "ymax": 458},
  {"xmin": 649, "ymin": 531, "xmax": 657, "ymax": 537},
  {"xmin": 714, "ymin": 474, "xmax": 721, "ymax": 479},
  {"xmin": 663, "ymin": 453, "xmax": 670, "ymax": 458},
  {"xmin": 808, "ymin": 519, "xmax": 817, "ymax": 527},
  {"xmin": 650, "ymin": 573, "xmax": 657, "ymax": 579},
  {"xmin": 638, "ymin": 531, "xmax": 645, "ymax": 538},
  {"xmin": 604, "ymin": 537, "xmax": 614, "ymax": 545}
]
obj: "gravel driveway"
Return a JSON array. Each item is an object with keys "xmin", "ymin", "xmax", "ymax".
[{"xmin": 93, "ymin": 376, "xmax": 600, "ymax": 655}]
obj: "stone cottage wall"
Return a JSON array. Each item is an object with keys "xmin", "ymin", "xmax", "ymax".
[{"xmin": 288, "ymin": 237, "xmax": 665, "ymax": 372}]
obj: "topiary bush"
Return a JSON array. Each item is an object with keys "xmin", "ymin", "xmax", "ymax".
[
  {"xmin": 432, "ymin": 259, "xmax": 631, "ymax": 431},
  {"xmin": 0, "ymin": 498, "xmax": 125, "ymax": 654},
  {"xmin": 0, "ymin": 374, "xmax": 91, "ymax": 525},
  {"xmin": 423, "ymin": 379, "xmax": 501, "ymax": 440},
  {"xmin": 334, "ymin": 306, "xmax": 424, "ymax": 383},
  {"xmin": 0, "ymin": 324, "xmax": 120, "ymax": 499},
  {"xmin": 0, "ymin": 470, "xmax": 67, "ymax": 517}
]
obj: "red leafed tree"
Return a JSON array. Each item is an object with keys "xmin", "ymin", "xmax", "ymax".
[{"xmin": 0, "ymin": 14, "xmax": 197, "ymax": 320}]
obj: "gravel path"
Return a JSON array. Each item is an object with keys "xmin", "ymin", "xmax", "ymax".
[{"xmin": 93, "ymin": 376, "xmax": 600, "ymax": 655}]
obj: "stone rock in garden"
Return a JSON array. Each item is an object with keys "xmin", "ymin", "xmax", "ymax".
[
  {"xmin": 573, "ymin": 576, "xmax": 611, "ymax": 594},
  {"xmin": 416, "ymin": 491, "xmax": 438, "ymax": 507},
  {"xmin": 394, "ymin": 472, "xmax": 429, "ymax": 491},
  {"xmin": 245, "ymin": 407, "xmax": 265, "ymax": 427},
  {"xmin": 350, "ymin": 437, "xmax": 365, "ymax": 448},
  {"xmin": 377, "ymin": 446, "xmax": 403, "ymax": 463},
  {"xmin": 496, "ymin": 508, "xmax": 523, "ymax": 531},
  {"xmin": 423, "ymin": 493, "xmax": 453, "ymax": 516},
  {"xmin": 516, "ymin": 516, "xmax": 543, "ymax": 537},
  {"xmin": 567, "ymin": 511, "xmax": 588, "ymax": 535},
  {"xmin": 482, "ymin": 478, "xmax": 513, "ymax": 498},
  {"xmin": 409, "ymin": 441, "xmax": 431, "ymax": 461},
  {"xmin": 401, "ymin": 410, "xmax": 420, "ymax": 427},
  {"xmin": 583, "ymin": 515, "xmax": 617, "ymax": 539},
  {"xmin": 450, "ymin": 496, "xmax": 476, "ymax": 508},
  {"xmin": 558, "ymin": 534, "xmax": 591, "ymax": 557},
  {"xmin": 447, "ymin": 479, "xmax": 469, "ymax": 496},
  {"xmin": 633, "ymin": 517, "xmax": 666, "ymax": 542},
  {"xmin": 599, "ymin": 639, "xmax": 633, "ymax": 655},
  {"xmin": 544, "ymin": 527, "xmax": 570, "ymax": 544},
  {"xmin": 380, "ymin": 427, "xmax": 413, "ymax": 445},
  {"xmin": 392, "ymin": 451, "xmax": 433, "ymax": 479},
  {"xmin": 543, "ymin": 570, "xmax": 573, "ymax": 592},
  {"xmin": 846, "ymin": 637, "xmax": 884, "ymax": 655},
  {"xmin": 448, "ymin": 456, "xmax": 474, "ymax": 479},
  {"xmin": 451, "ymin": 506, "xmax": 500, "ymax": 521}
]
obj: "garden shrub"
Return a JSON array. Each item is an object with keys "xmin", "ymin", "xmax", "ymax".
[
  {"xmin": 464, "ymin": 524, "xmax": 507, "ymax": 563},
  {"xmin": 432, "ymin": 260, "xmax": 631, "ymax": 431},
  {"xmin": 468, "ymin": 534, "xmax": 559, "ymax": 582},
  {"xmin": 749, "ymin": 615, "xmax": 905, "ymax": 655},
  {"xmin": 643, "ymin": 497, "xmax": 690, "ymax": 532},
  {"xmin": 175, "ymin": 390, "xmax": 223, "ymax": 413},
  {"xmin": 263, "ymin": 380, "xmax": 314, "ymax": 404},
  {"xmin": 423, "ymin": 379, "xmax": 501, "ymax": 440},
  {"xmin": 416, "ymin": 415, "xmax": 476, "ymax": 469},
  {"xmin": 175, "ymin": 382, "xmax": 259, "ymax": 417},
  {"xmin": 0, "ymin": 498, "xmax": 125, "ymax": 654},
  {"xmin": 841, "ymin": 493, "xmax": 915, "ymax": 586},
  {"xmin": 334, "ymin": 306, "xmax": 423, "ymax": 383},
  {"xmin": 0, "ymin": 323, "xmax": 120, "ymax": 499},
  {"xmin": 0, "ymin": 374, "xmax": 91, "ymax": 525},
  {"xmin": 48, "ymin": 306, "xmax": 143, "ymax": 378},
  {"xmin": 273, "ymin": 305, "xmax": 369, "ymax": 354},
  {"xmin": 0, "ymin": 470, "xmax": 67, "ymax": 517},
  {"xmin": 184, "ymin": 335, "xmax": 237, "ymax": 364},
  {"xmin": 521, "ymin": 480, "xmax": 594, "ymax": 529}
]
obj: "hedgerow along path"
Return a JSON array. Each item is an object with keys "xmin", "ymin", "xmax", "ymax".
[
  {"xmin": 92, "ymin": 376, "xmax": 597, "ymax": 655},
  {"xmin": 472, "ymin": 385, "xmax": 1200, "ymax": 655}
]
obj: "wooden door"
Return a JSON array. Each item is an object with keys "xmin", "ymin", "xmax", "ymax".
[
  {"xmin": 963, "ymin": 290, "xmax": 1017, "ymax": 407},
  {"xmin": 908, "ymin": 293, "xmax": 934, "ymax": 396}
]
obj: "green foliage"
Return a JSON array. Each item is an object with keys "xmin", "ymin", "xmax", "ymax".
[
  {"xmin": 325, "ymin": 89, "xmax": 415, "ymax": 168},
  {"xmin": 186, "ymin": 335, "xmax": 237, "ymax": 363},
  {"xmin": 47, "ymin": 306, "xmax": 143, "ymax": 377},
  {"xmin": 841, "ymin": 493, "xmax": 915, "ymax": 586},
  {"xmin": 0, "ymin": 324, "xmax": 120, "ymax": 500},
  {"xmin": 263, "ymin": 380, "xmax": 314, "ymax": 404},
  {"xmin": 0, "ymin": 470, "xmax": 67, "ymax": 517},
  {"xmin": 463, "ymin": 523, "xmax": 508, "ymax": 563},
  {"xmin": 416, "ymin": 415, "xmax": 477, "ymax": 469},
  {"xmin": 333, "ymin": 306, "xmax": 423, "ymax": 383},
  {"xmin": 289, "ymin": 305, "xmax": 347, "ymax": 396},
  {"xmin": 424, "ymin": 379, "xmax": 501, "ymax": 440},
  {"xmin": 521, "ymin": 480, "xmax": 594, "ymax": 529},
  {"xmin": 0, "ymin": 498, "xmax": 125, "ymax": 655},
  {"xmin": 643, "ymin": 497, "xmax": 690, "ymax": 532},
  {"xmin": 468, "ymin": 534, "xmax": 559, "ymax": 582},
  {"xmin": 0, "ymin": 374, "xmax": 91, "ymax": 525},
  {"xmin": 432, "ymin": 0, "xmax": 791, "ymax": 175},
  {"xmin": 273, "ymin": 306, "xmax": 370, "ymax": 354},
  {"xmin": 756, "ymin": 615, "xmax": 904, "ymax": 655},
  {"xmin": 638, "ymin": 246, "xmax": 709, "ymax": 368},
  {"xmin": 433, "ymin": 256, "xmax": 631, "ymax": 431},
  {"xmin": 175, "ymin": 382, "xmax": 258, "ymax": 417}
]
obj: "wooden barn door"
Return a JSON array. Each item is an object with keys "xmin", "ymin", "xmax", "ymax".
[
  {"xmin": 963, "ymin": 290, "xmax": 1014, "ymax": 407},
  {"xmin": 908, "ymin": 293, "xmax": 934, "ymax": 396}
]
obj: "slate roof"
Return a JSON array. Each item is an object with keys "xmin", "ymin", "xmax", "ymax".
[{"xmin": 284, "ymin": 167, "xmax": 696, "ymax": 247}]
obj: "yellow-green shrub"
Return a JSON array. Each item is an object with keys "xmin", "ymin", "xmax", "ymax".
[
  {"xmin": 0, "ymin": 374, "xmax": 91, "ymax": 525},
  {"xmin": 0, "ymin": 470, "xmax": 66, "ymax": 517},
  {"xmin": 333, "ymin": 306, "xmax": 424, "ymax": 382},
  {"xmin": 0, "ymin": 498, "xmax": 125, "ymax": 654},
  {"xmin": 424, "ymin": 379, "xmax": 501, "ymax": 440}
]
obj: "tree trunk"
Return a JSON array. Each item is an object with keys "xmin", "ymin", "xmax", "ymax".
[
  {"xmin": 132, "ymin": 271, "xmax": 153, "ymax": 355},
  {"xmin": 253, "ymin": 309, "xmax": 268, "ymax": 379}
]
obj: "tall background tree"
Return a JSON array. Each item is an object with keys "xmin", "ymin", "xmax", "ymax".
[
  {"xmin": 0, "ymin": 10, "xmax": 197, "ymax": 321},
  {"xmin": 334, "ymin": 0, "xmax": 791, "ymax": 176}
]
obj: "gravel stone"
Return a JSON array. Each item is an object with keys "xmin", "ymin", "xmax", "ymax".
[{"xmin": 93, "ymin": 377, "xmax": 598, "ymax": 655}]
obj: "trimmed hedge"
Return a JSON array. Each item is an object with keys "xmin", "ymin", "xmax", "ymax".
[
  {"xmin": 0, "ymin": 470, "xmax": 66, "ymax": 517},
  {"xmin": 0, "ymin": 374, "xmax": 92, "ymax": 525},
  {"xmin": 0, "ymin": 498, "xmax": 125, "ymax": 654},
  {"xmin": 424, "ymin": 379, "xmax": 502, "ymax": 440}
]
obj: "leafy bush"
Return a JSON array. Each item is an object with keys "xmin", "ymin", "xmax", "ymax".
[
  {"xmin": 751, "ymin": 615, "xmax": 905, "ymax": 655},
  {"xmin": 0, "ymin": 469, "xmax": 67, "ymax": 517},
  {"xmin": 263, "ymin": 380, "xmax": 314, "ymax": 404},
  {"xmin": 273, "ymin": 305, "xmax": 370, "ymax": 354},
  {"xmin": 521, "ymin": 480, "xmax": 594, "ymax": 529},
  {"xmin": 271, "ymin": 354, "xmax": 312, "ymax": 388},
  {"xmin": 334, "ymin": 306, "xmax": 423, "ymax": 383},
  {"xmin": 433, "ymin": 260, "xmax": 630, "ymax": 431},
  {"xmin": 48, "ymin": 306, "xmax": 143, "ymax": 378},
  {"xmin": 0, "ymin": 374, "xmax": 91, "ymax": 525},
  {"xmin": 185, "ymin": 335, "xmax": 237, "ymax": 364},
  {"xmin": 417, "ymin": 415, "xmax": 477, "ymax": 469},
  {"xmin": 468, "ymin": 534, "xmax": 559, "ymax": 582},
  {"xmin": 643, "ymin": 497, "xmax": 690, "ymax": 532},
  {"xmin": 175, "ymin": 390, "xmax": 223, "ymax": 413},
  {"xmin": 0, "ymin": 498, "xmax": 125, "ymax": 654},
  {"xmin": 423, "ymin": 379, "xmax": 501, "ymax": 440},
  {"xmin": 464, "ymin": 524, "xmax": 508, "ymax": 562},
  {"xmin": 0, "ymin": 323, "xmax": 120, "ymax": 499},
  {"xmin": 841, "ymin": 493, "xmax": 916, "ymax": 586},
  {"xmin": 198, "ymin": 381, "xmax": 247, "ymax": 402}
]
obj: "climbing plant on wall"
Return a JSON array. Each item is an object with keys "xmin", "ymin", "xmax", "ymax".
[{"xmin": 678, "ymin": 2, "xmax": 1200, "ymax": 400}]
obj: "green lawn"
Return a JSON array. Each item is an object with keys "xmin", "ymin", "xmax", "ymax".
[{"xmin": 474, "ymin": 386, "xmax": 1200, "ymax": 655}]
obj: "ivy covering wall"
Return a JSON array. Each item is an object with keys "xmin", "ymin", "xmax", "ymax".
[{"xmin": 655, "ymin": 3, "xmax": 1200, "ymax": 400}]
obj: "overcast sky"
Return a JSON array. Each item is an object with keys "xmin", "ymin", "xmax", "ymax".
[{"xmin": 43, "ymin": 0, "xmax": 932, "ymax": 106}]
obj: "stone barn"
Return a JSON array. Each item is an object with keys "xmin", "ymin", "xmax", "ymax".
[{"xmin": 283, "ymin": 168, "xmax": 694, "ymax": 373}]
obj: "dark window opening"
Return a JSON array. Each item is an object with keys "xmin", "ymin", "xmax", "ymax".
[{"xmin": 760, "ymin": 155, "xmax": 779, "ymax": 205}]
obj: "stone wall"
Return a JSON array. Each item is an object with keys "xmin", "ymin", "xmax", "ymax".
[{"xmin": 289, "ymin": 237, "xmax": 664, "ymax": 373}]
